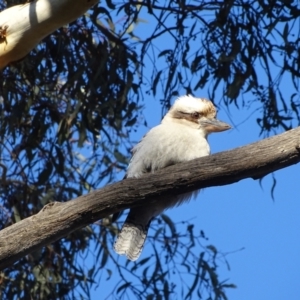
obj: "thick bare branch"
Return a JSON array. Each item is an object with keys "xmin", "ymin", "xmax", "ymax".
[
  {"xmin": 0, "ymin": 127, "xmax": 300, "ymax": 269},
  {"xmin": 0, "ymin": 0, "xmax": 98, "ymax": 69}
]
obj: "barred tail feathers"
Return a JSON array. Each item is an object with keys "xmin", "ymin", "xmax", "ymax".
[
  {"xmin": 114, "ymin": 203, "xmax": 172, "ymax": 261},
  {"xmin": 114, "ymin": 222, "xmax": 148, "ymax": 261}
]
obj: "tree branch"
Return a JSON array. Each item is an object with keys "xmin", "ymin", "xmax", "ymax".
[
  {"xmin": 0, "ymin": 0, "xmax": 98, "ymax": 69},
  {"xmin": 1, "ymin": 127, "xmax": 300, "ymax": 269}
]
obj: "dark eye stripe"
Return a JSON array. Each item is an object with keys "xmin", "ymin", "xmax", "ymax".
[
  {"xmin": 178, "ymin": 111, "xmax": 201, "ymax": 117},
  {"xmin": 191, "ymin": 112, "xmax": 201, "ymax": 118},
  {"xmin": 173, "ymin": 110, "xmax": 204, "ymax": 124}
]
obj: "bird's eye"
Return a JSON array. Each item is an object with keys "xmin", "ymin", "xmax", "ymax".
[{"xmin": 191, "ymin": 112, "xmax": 201, "ymax": 118}]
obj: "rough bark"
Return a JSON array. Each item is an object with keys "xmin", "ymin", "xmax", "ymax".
[
  {"xmin": 0, "ymin": 127, "xmax": 300, "ymax": 269},
  {"xmin": 0, "ymin": 0, "xmax": 98, "ymax": 69}
]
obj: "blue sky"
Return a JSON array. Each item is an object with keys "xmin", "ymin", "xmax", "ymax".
[{"xmin": 89, "ymin": 4, "xmax": 300, "ymax": 299}]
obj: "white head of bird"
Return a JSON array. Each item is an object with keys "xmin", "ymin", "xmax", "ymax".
[{"xmin": 162, "ymin": 94, "xmax": 231, "ymax": 136}]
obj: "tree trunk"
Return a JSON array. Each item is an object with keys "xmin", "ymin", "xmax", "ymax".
[
  {"xmin": 0, "ymin": 126, "xmax": 299, "ymax": 269},
  {"xmin": 0, "ymin": 0, "xmax": 98, "ymax": 69}
]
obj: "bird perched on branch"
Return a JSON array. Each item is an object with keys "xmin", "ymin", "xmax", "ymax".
[{"xmin": 114, "ymin": 95, "xmax": 231, "ymax": 261}]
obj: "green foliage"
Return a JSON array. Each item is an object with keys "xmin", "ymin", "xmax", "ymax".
[{"xmin": 0, "ymin": 0, "xmax": 299, "ymax": 299}]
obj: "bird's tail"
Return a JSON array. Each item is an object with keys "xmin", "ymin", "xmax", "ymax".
[
  {"xmin": 114, "ymin": 222, "xmax": 149, "ymax": 261},
  {"xmin": 114, "ymin": 208, "xmax": 153, "ymax": 261}
]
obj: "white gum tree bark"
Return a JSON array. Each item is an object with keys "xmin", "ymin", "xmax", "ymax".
[{"xmin": 0, "ymin": 0, "xmax": 98, "ymax": 69}]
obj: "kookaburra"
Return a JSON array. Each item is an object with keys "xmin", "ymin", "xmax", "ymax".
[{"xmin": 114, "ymin": 95, "xmax": 231, "ymax": 261}]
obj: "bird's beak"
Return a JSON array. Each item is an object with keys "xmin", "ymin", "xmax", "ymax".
[{"xmin": 199, "ymin": 118, "xmax": 231, "ymax": 133}]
